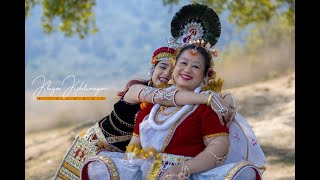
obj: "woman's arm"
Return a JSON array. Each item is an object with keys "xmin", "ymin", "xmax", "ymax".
[
  {"xmin": 124, "ymin": 84, "xmax": 235, "ymax": 125},
  {"xmin": 161, "ymin": 135, "xmax": 229, "ymax": 179},
  {"xmin": 123, "ymin": 84, "xmax": 208, "ymax": 105},
  {"xmin": 185, "ymin": 135, "xmax": 230, "ymax": 174},
  {"xmin": 128, "ymin": 135, "xmax": 140, "ymax": 145},
  {"xmin": 123, "ymin": 135, "xmax": 141, "ymax": 160}
]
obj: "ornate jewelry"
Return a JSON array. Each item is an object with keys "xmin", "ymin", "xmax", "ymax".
[
  {"xmin": 137, "ymin": 88, "xmax": 144, "ymax": 102},
  {"xmin": 154, "ymin": 106, "xmax": 182, "ymax": 125},
  {"xmin": 210, "ymin": 95, "xmax": 229, "ymax": 116},
  {"xmin": 179, "ymin": 163, "xmax": 191, "ymax": 178},
  {"xmin": 206, "ymin": 149, "xmax": 227, "ymax": 166},
  {"xmin": 170, "ymin": 4, "xmax": 221, "ymax": 48},
  {"xmin": 154, "ymin": 90, "xmax": 175, "ymax": 101},
  {"xmin": 172, "ymin": 90, "xmax": 179, "ymax": 106},
  {"xmin": 141, "ymin": 86, "xmax": 156, "ymax": 106},
  {"xmin": 149, "ymin": 47, "xmax": 177, "ymax": 79},
  {"xmin": 152, "ymin": 89, "xmax": 160, "ymax": 104},
  {"xmin": 169, "ymin": 4, "xmax": 224, "ymax": 93},
  {"xmin": 149, "ymin": 86, "xmax": 201, "ymax": 131},
  {"xmin": 134, "ymin": 109, "xmax": 141, "ymax": 124},
  {"xmin": 143, "ymin": 86, "xmax": 155, "ymax": 98},
  {"xmin": 158, "ymin": 106, "xmax": 182, "ymax": 116},
  {"xmin": 154, "ymin": 109, "xmax": 171, "ymax": 125},
  {"xmin": 190, "ymin": 47, "xmax": 198, "ymax": 56},
  {"xmin": 162, "ymin": 174, "xmax": 178, "ymax": 180}
]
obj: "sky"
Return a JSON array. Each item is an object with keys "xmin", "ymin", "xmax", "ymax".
[{"xmin": 25, "ymin": 0, "xmax": 245, "ymax": 95}]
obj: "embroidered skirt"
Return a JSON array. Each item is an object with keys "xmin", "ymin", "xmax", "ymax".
[{"xmin": 81, "ymin": 150, "xmax": 262, "ymax": 180}]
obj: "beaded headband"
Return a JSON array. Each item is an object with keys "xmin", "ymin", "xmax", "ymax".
[
  {"xmin": 148, "ymin": 46, "xmax": 177, "ymax": 78},
  {"xmin": 152, "ymin": 47, "xmax": 176, "ymax": 65}
]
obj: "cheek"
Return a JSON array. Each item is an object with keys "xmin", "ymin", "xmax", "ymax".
[
  {"xmin": 152, "ymin": 71, "xmax": 159, "ymax": 81},
  {"xmin": 195, "ymin": 71, "xmax": 205, "ymax": 81},
  {"xmin": 172, "ymin": 69, "xmax": 180, "ymax": 79}
]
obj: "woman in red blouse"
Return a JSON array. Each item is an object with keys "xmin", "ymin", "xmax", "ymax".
[
  {"xmin": 80, "ymin": 3, "xmax": 265, "ymax": 179},
  {"xmin": 125, "ymin": 43, "xmax": 232, "ymax": 179},
  {"xmin": 79, "ymin": 45, "xmax": 237, "ymax": 180},
  {"xmin": 80, "ymin": 44, "xmax": 262, "ymax": 180}
]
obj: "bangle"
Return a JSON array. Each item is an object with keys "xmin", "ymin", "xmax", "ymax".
[
  {"xmin": 163, "ymin": 174, "xmax": 178, "ymax": 180},
  {"xmin": 152, "ymin": 89, "xmax": 160, "ymax": 104},
  {"xmin": 178, "ymin": 163, "xmax": 191, "ymax": 179},
  {"xmin": 206, "ymin": 92, "xmax": 213, "ymax": 106},
  {"xmin": 173, "ymin": 90, "xmax": 179, "ymax": 106},
  {"xmin": 206, "ymin": 149, "xmax": 227, "ymax": 166},
  {"xmin": 137, "ymin": 88, "xmax": 144, "ymax": 102},
  {"xmin": 142, "ymin": 86, "xmax": 155, "ymax": 101}
]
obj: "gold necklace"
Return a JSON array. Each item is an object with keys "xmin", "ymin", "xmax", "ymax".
[
  {"xmin": 158, "ymin": 106, "xmax": 182, "ymax": 116},
  {"xmin": 154, "ymin": 109, "xmax": 169, "ymax": 125},
  {"xmin": 154, "ymin": 106, "xmax": 182, "ymax": 125}
]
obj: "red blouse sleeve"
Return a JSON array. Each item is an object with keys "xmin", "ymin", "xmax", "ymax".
[
  {"xmin": 133, "ymin": 103, "xmax": 154, "ymax": 135},
  {"xmin": 200, "ymin": 104, "xmax": 229, "ymax": 138}
]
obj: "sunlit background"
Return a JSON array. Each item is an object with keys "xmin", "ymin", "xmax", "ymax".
[
  {"xmin": 25, "ymin": 0, "xmax": 294, "ymax": 133},
  {"xmin": 25, "ymin": 1, "xmax": 294, "ymax": 179}
]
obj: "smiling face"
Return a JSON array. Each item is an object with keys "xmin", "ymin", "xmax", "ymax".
[
  {"xmin": 172, "ymin": 49, "xmax": 206, "ymax": 91},
  {"xmin": 151, "ymin": 60, "xmax": 173, "ymax": 86}
]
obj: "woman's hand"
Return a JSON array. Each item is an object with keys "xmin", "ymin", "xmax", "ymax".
[
  {"xmin": 210, "ymin": 93, "xmax": 236, "ymax": 126},
  {"xmin": 160, "ymin": 164, "xmax": 186, "ymax": 180}
]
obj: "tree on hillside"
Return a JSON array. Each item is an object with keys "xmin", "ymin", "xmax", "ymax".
[
  {"xmin": 25, "ymin": 0, "xmax": 98, "ymax": 39},
  {"xmin": 25, "ymin": 0, "xmax": 294, "ymax": 39},
  {"xmin": 190, "ymin": 0, "xmax": 294, "ymax": 29}
]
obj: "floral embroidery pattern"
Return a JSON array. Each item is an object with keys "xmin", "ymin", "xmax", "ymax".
[
  {"xmin": 251, "ymin": 138, "xmax": 257, "ymax": 146},
  {"xmin": 233, "ymin": 132, "xmax": 240, "ymax": 142}
]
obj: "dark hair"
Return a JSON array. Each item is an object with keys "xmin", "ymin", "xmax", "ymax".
[{"xmin": 175, "ymin": 44, "xmax": 211, "ymax": 76}]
